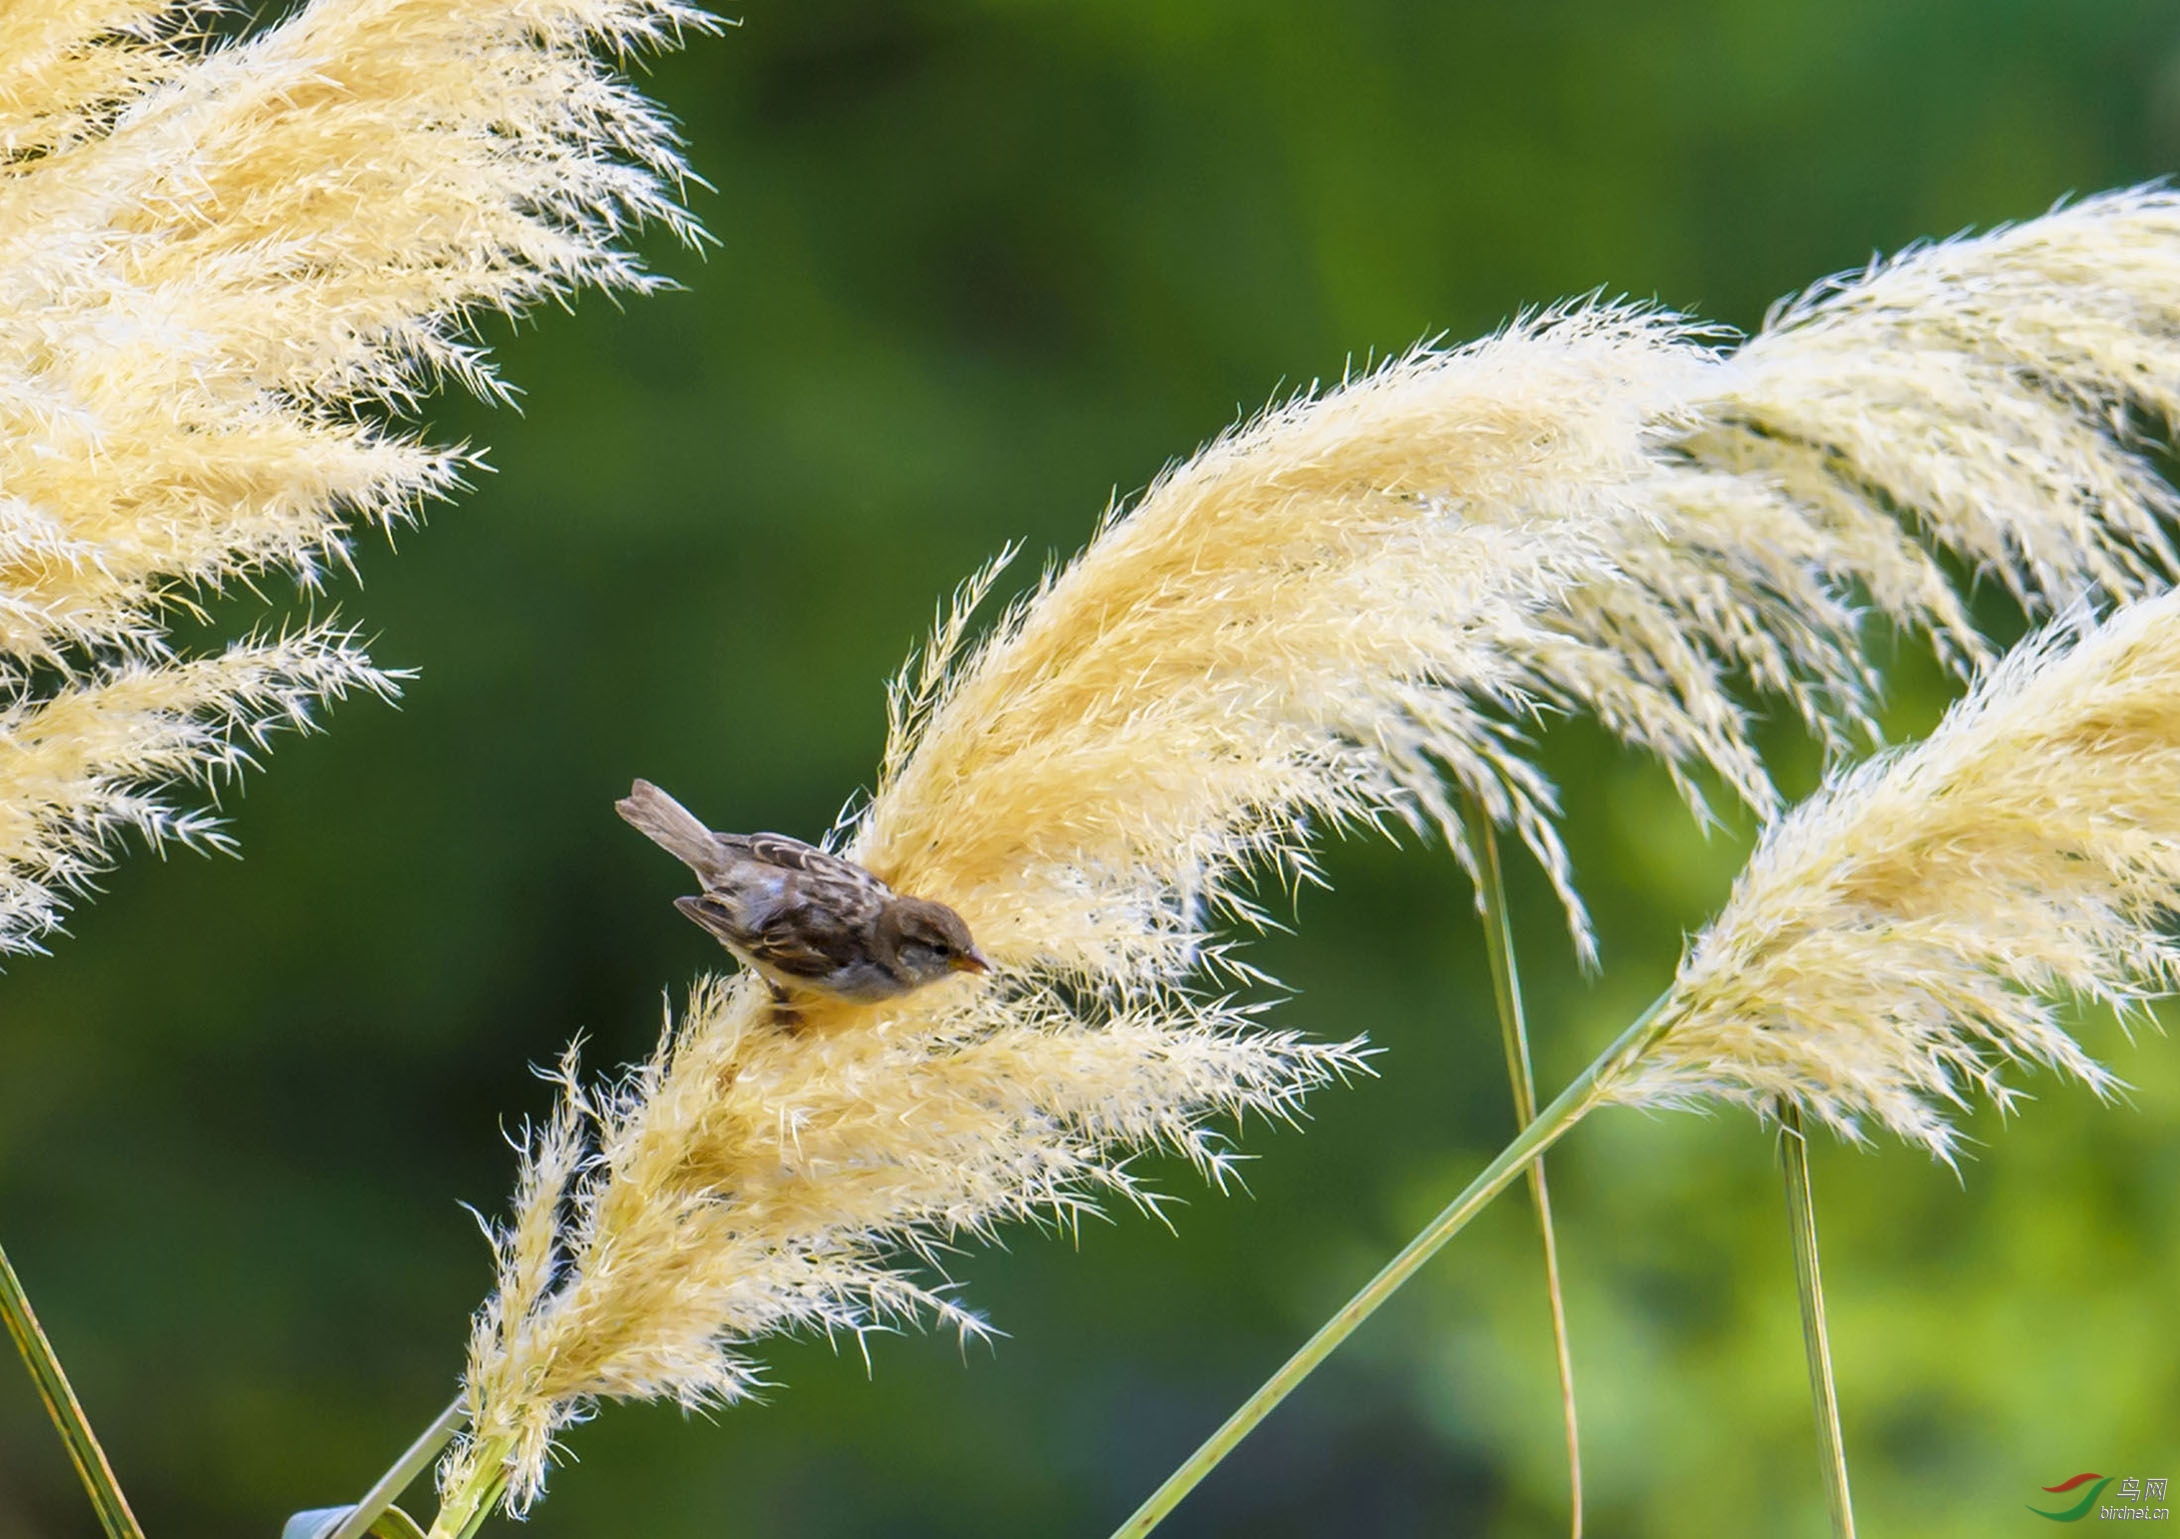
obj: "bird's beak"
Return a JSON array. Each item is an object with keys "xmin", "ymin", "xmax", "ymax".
[{"xmin": 951, "ymin": 948, "xmax": 993, "ymax": 975}]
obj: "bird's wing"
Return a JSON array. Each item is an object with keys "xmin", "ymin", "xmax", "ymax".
[
  {"xmin": 676, "ymin": 878, "xmax": 884, "ymax": 986},
  {"xmin": 747, "ymin": 900, "xmax": 868, "ymax": 981},
  {"xmin": 699, "ymin": 893, "xmax": 864, "ymax": 980},
  {"xmin": 723, "ymin": 833, "xmax": 893, "ymax": 895}
]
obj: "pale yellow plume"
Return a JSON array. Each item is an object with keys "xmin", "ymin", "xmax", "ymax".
[
  {"xmin": 0, "ymin": 0, "xmax": 708, "ymax": 950},
  {"xmin": 1619, "ymin": 591, "xmax": 2180, "ymax": 1158},
  {"xmin": 451, "ymin": 307, "xmax": 1744, "ymax": 1503},
  {"xmin": 0, "ymin": 2, "xmax": 189, "ymax": 161},
  {"xmin": 1697, "ymin": 187, "xmax": 2180, "ymax": 626}
]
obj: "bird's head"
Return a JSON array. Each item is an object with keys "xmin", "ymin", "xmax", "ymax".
[{"xmin": 881, "ymin": 897, "xmax": 992, "ymax": 986}]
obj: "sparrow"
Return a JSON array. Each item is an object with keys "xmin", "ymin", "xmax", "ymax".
[{"xmin": 616, "ymin": 778, "xmax": 991, "ymax": 1004}]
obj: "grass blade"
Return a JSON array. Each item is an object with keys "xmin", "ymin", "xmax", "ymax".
[
  {"xmin": 322, "ymin": 1396, "xmax": 469, "ymax": 1539},
  {"xmin": 1108, "ymin": 994, "xmax": 1675, "ymax": 1539},
  {"xmin": 0, "ymin": 1238, "xmax": 145, "ymax": 1539},
  {"xmin": 1779, "ymin": 1102, "xmax": 1856, "ymax": 1539},
  {"xmin": 1468, "ymin": 805, "xmax": 1583, "ymax": 1537}
]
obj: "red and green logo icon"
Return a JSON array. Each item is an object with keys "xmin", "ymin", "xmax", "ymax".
[{"xmin": 2031, "ymin": 1473, "xmax": 2114, "ymax": 1522}]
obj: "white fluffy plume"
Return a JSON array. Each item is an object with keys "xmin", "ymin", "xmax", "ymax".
[
  {"xmin": 1621, "ymin": 592, "xmax": 2180, "ymax": 1158},
  {"xmin": 0, "ymin": 0, "xmax": 708, "ymax": 948}
]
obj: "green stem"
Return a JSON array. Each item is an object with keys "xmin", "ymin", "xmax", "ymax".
[
  {"xmin": 0, "ymin": 1238, "xmax": 145, "ymax": 1539},
  {"xmin": 1779, "ymin": 1102, "xmax": 1856, "ymax": 1539},
  {"xmin": 426, "ymin": 1439, "xmax": 513, "ymax": 1539},
  {"xmin": 326, "ymin": 1397, "xmax": 468, "ymax": 1539},
  {"xmin": 1467, "ymin": 808, "xmax": 1582, "ymax": 1539},
  {"xmin": 1109, "ymin": 994, "xmax": 1674, "ymax": 1539}
]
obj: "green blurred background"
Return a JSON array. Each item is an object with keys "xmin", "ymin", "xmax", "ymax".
[{"xmin": 3, "ymin": 1, "xmax": 2178, "ymax": 1534}]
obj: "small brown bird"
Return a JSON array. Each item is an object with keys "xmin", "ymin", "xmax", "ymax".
[{"xmin": 616, "ymin": 779, "xmax": 991, "ymax": 1004}]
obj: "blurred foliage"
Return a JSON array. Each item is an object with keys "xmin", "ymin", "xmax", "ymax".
[{"xmin": 2, "ymin": 1, "xmax": 2177, "ymax": 1535}]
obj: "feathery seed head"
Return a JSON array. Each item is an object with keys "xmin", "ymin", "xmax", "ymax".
[
  {"xmin": 453, "ymin": 311, "xmax": 1753, "ymax": 1502},
  {"xmin": 0, "ymin": 626, "xmax": 396, "ymax": 949},
  {"xmin": 0, "ymin": 0, "xmax": 709, "ymax": 948},
  {"xmin": 854, "ymin": 306, "xmax": 1733, "ymax": 970},
  {"xmin": 1618, "ymin": 591, "xmax": 2180, "ymax": 1159},
  {"xmin": 450, "ymin": 972, "xmax": 1368, "ymax": 1507},
  {"xmin": 1692, "ymin": 186, "xmax": 2180, "ymax": 633}
]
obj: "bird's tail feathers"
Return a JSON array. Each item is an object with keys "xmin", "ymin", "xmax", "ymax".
[{"xmin": 617, "ymin": 779, "xmax": 720, "ymax": 873}]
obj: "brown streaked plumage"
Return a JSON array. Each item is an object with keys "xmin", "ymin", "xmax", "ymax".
[{"xmin": 616, "ymin": 779, "xmax": 990, "ymax": 1003}]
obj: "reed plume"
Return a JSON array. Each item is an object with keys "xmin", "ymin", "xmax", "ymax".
[
  {"xmin": 0, "ymin": 0, "xmax": 706, "ymax": 951},
  {"xmin": 1692, "ymin": 187, "xmax": 2180, "ymax": 625},
  {"xmin": 1618, "ymin": 590, "xmax": 2180, "ymax": 1158},
  {"xmin": 1, "ymin": 3, "xmax": 188, "ymax": 161},
  {"xmin": 1584, "ymin": 186, "xmax": 2180, "ymax": 786},
  {"xmin": 0, "ymin": 630, "xmax": 390, "ymax": 946},
  {"xmin": 442, "ymin": 314, "xmax": 1706, "ymax": 1512},
  {"xmin": 444, "ymin": 307, "xmax": 1770, "ymax": 1513},
  {"xmin": 871, "ymin": 182, "xmax": 2180, "ymax": 952},
  {"xmin": 442, "ymin": 188, "xmax": 2180, "ymax": 1519}
]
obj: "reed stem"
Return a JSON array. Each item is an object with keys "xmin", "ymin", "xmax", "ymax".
[
  {"xmin": 1779, "ymin": 1102, "xmax": 1856, "ymax": 1539},
  {"xmin": 1466, "ymin": 805, "xmax": 1582, "ymax": 1537},
  {"xmin": 426, "ymin": 1439, "xmax": 514, "ymax": 1539},
  {"xmin": 0, "ymin": 1237, "xmax": 145, "ymax": 1539},
  {"xmin": 1108, "ymin": 993, "xmax": 1674, "ymax": 1539}
]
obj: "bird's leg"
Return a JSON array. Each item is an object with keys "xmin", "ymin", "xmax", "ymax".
[{"xmin": 766, "ymin": 980, "xmax": 803, "ymax": 1033}]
